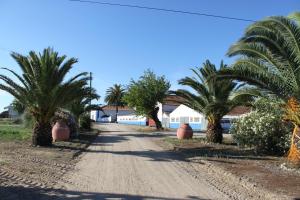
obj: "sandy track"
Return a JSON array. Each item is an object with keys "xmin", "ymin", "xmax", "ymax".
[{"xmin": 62, "ymin": 124, "xmax": 228, "ymax": 199}]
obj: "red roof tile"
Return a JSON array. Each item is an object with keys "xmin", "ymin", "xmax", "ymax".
[
  {"xmin": 227, "ymin": 106, "xmax": 251, "ymax": 116},
  {"xmin": 162, "ymin": 95, "xmax": 185, "ymax": 106},
  {"xmin": 101, "ymin": 105, "xmax": 134, "ymax": 111}
]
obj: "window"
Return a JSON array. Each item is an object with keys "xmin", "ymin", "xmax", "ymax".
[
  {"xmin": 175, "ymin": 117, "xmax": 179, "ymax": 122},
  {"xmin": 194, "ymin": 117, "xmax": 200, "ymax": 122},
  {"xmin": 190, "ymin": 117, "xmax": 194, "ymax": 123},
  {"xmin": 171, "ymin": 117, "xmax": 175, "ymax": 122}
]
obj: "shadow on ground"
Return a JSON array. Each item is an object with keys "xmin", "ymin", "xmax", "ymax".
[
  {"xmin": 0, "ymin": 186, "xmax": 210, "ymax": 200},
  {"xmin": 52, "ymin": 132, "xmax": 275, "ymax": 164},
  {"xmin": 177, "ymin": 146, "xmax": 276, "ymax": 161}
]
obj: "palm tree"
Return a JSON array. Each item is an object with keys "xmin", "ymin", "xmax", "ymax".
[
  {"xmin": 67, "ymin": 87, "xmax": 100, "ymax": 125},
  {"xmin": 173, "ymin": 60, "xmax": 255, "ymax": 143},
  {"xmin": 218, "ymin": 13, "xmax": 300, "ymax": 164},
  {"xmin": 105, "ymin": 84, "xmax": 126, "ymax": 123},
  {"xmin": 0, "ymin": 47, "xmax": 89, "ymax": 146}
]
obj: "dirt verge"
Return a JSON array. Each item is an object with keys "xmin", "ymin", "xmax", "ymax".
[
  {"xmin": 154, "ymin": 136, "xmax": 300, "ymax": 199},
  {"xmin": 0, "ymin": 130, "xmax": 98, "ymax": 200}
]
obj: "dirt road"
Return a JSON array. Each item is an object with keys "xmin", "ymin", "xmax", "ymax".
[{"xmin": 61, "ymin": 123, "xmax": 229, "ymax": 199}]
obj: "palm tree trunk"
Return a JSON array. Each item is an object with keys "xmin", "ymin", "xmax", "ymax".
[
  {"xmin": 150, "ymin": 107, "xmax": 162, "ymax": 130},
  {"xmin": 206, "ymin": 119, "xmax": 223, "ymax": 143},
  {"xmin": 285, "ymin": 97, "xmax": 300, "ymax": 166},
  {"xmin": 287, "ymin": 125, "xmax": 300, "ymax": 166},
  {"xmin": 32, "ymin": 121, "xmax": 52, "ymax": 146}
]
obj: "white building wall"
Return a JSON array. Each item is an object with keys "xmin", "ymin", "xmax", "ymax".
[
  {"xmin": 169, "ymin": 104, "xmax": 207, "ymax": 130},
  {"xmin": 169, "ymin": 104, "xmax": 205, "ymax": 118},
  {"xmin": 90, "ymin": 110, "xmax": 97, "ymax": 121},
  {"xmin": 169, "ymin": 104, "xmax": 247, "ymax": 131},
  {"xmin": 117, "ymin": 114, "xmax": 147, "ymax": 126}
]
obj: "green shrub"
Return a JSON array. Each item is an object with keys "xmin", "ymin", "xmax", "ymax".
[
  {"xmin": 13, "ymin": 118, "xmax": 22, "ymax": 124},
  {"xmin": 23, "ymin": 111, "xmax": 34, "ymax": 128},
  {"xmin": 80, "ymin": 114, "xmax": 91, "ymax": 130},
  {"xmin": 230, "ymin": 98, "xmax": 292, "ymax": 155}
]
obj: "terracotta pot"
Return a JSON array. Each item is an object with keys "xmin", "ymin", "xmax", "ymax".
[
  {"xmin": 177, "ymin": 123, "xmax": 193, "ymax": 139},
  {"xmin": 52, "ymin": 121, "xmax": 70, "ymax": 142}
]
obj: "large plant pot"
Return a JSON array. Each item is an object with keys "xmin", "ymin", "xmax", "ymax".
[
  {"xmin": 52, "ymin": 121, "xmax": 70, "ymax": 142},
  {"xmin": 177, "ymin": 123, "xmax": 193, "ymax": 139}
]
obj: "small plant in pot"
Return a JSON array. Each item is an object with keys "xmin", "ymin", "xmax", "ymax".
[
  {"xmin": 51, "ymin": 110, "xmax": 77, "ymax": 142},
  {"xmin": 52, "ymin": 110, "xmax": 78, "ymax": 138}
]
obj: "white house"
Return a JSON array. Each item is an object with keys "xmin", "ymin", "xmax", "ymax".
[
  {"xmin": 91, "ymin": 95, "xmax": 181, "ymax": 126},
  {"xmin": 221, "ymin": 106, "xmax": 251, "ymax": 131},
  {"xmin": 169, "ymin": 105, "xmax": 250, "ymax": 131},
  {"xmin": 90, "ymin": 105, "xmax": 135, "ymax": 122},
  {"xmin": 4, "ymin": 105, "xmax": 19, "ymax": 119},
  {"xmin": 169, "ymin": 104, "xmax": 207, "ymax": 130},
  {"xmin": 154, "ymin": 95, "xmax": 182, "ymax": 128},
  {"xmin": 117, "ymin": 114, "xmax": 147, "ymax": 126}
]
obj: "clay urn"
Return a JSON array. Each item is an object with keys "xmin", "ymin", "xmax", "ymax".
[
  {"xmin": 52, "ymin": 120, "xmax": 70, "ymax": 142},
  {"xmin": 177, "ymin": 123, "xmax": 193, "ymax": 139}
]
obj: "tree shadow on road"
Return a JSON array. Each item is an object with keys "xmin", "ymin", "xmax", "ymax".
[{"xmin": 0, "ymin": 185, "xmax": 210, "ymax": 200}]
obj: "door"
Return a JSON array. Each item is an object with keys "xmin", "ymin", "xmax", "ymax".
[
  {"xmin": 180, "ymin": 116, "xmax": 189, "ymax": 125},
  {"xmin": 162, "ymin": 117, "xmax": 170, "ymax": 128}
]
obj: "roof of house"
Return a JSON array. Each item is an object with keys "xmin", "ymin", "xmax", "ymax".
[
  {"xmin": 100, "ymin": 105, "xmax": 134, "ymax": 111},
  {"xmin": 162, "ymin": 95, "xmax": 185, "ymax": 106},
  {"xmin": 226, "ymin": 106, "xmax": 251, "ymax": 116}
]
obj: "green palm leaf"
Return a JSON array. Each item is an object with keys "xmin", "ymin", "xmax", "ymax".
[{"xmin": 172, "ymin": 60, "xmax": 254, "ymax": 143}]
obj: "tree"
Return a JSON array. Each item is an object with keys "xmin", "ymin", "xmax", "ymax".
[
  {"xmin": 67, "ymin": 87, "xmax": 100, "ymax": 125},
  {"xmin": 11, "ymin": 99, "xmax": 25, "ymax": 114},
  {"xmin": 218, "ymin": 13, "xmax": 300, "ymax": 164},
  {"xmin": 104, "ymin": 84, "xmax": 125, "ymax": 122},
  {"xmin": 123, "ymin": 70, "xmax": 170, "ymax": 129},
  {"xmin": 0, "ymin": 47, "xmax": 89, "ymax": 146},
  {"xmin": 173, "ymin": 60, "xmax": 255, "ymax": 143}
]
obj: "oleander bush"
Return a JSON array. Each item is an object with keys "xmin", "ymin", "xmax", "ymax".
[{"xmin": 230, "ymin": 98, "xmax": 292, "ymax": 155}]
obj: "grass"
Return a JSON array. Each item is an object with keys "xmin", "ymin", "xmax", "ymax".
[
  {"xmin": 0, "ymin": 119, "xmax": 15, "ymax": 125},
  {"xmin": 0, "ymin": 124, "xmax": 31, "ymax": 141}
]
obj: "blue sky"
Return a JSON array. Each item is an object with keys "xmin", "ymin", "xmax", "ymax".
[{"xmin": 0, "ymin": 0, "xmax": 299, "ymax": 112}]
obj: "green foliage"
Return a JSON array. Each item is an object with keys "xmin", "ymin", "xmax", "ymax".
[
  {"xmin": 289, "ymin": 12, "xmax": 300, "ymax": 26},
  {"xmin": 252, "ymin": 97, "xmax": 285, "ymax": 114},
  {"xmin": 123, "ymin": 69, "xmax": 170, "ymax": 129},
  {"xmin": 11, "ymin": 99, "xmax": 25, "ymax": 114},
  {"xmin": 0, "ymin": 125, "xmax": 31, "ymax": 141},
  {"xmin": 174, "ymin": 60, "xmax": 255, "ymax": 121},
  {"xmin": 0, "ymin": 47, "xmax": 90, "ymax": 146},
  {"xmin": 23, "ymin": 111, "xmax": 34, "ymax": 128},
  {"xmin": 230, "ymin": 98, "xmax": 292, "ymax": 155},
  {"xmin": 104, "ymin": 84, "xmax": 125, "ymax": 122},
  {"xmin": 66, "ymin": 87, "xmax": 99, "ymax": 123},
  {"xmin": 124, "ymin": 70, "xmax": 170, "ymax": 116},
  {"xmin": 80, "ymin": 114, "xmax": 91, "ymax": 130},
  {"xmin": 219, "ymin": 13, "xmax": 300, "ymax": 101},
  {"xmin": 105, "ymin": 84, "xmax": 125, "ymax": 107}
]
